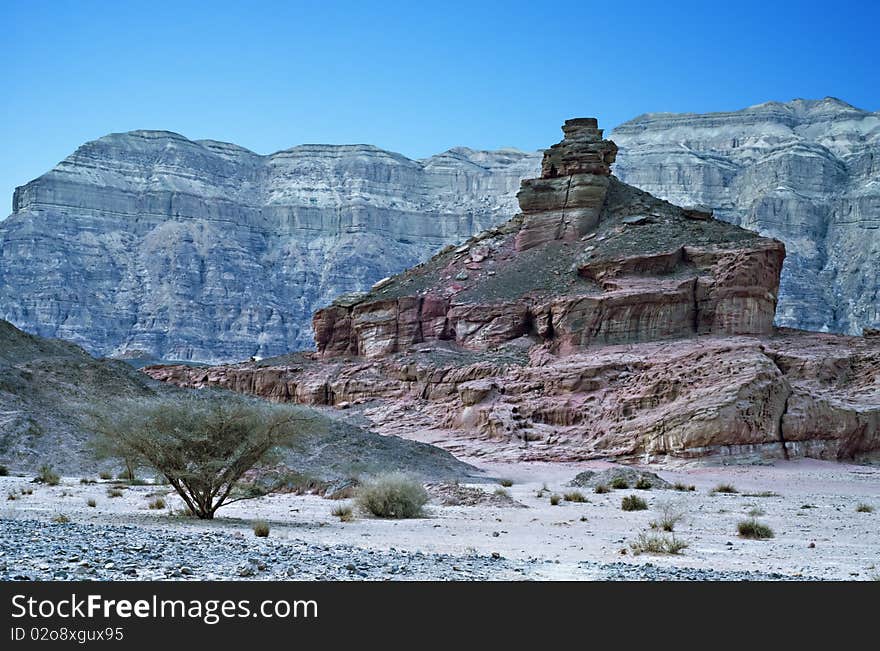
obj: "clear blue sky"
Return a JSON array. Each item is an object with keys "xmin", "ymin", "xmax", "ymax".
[{"xmin": 2, "ymin": 0, "xmax": 878, "ymax": 211}]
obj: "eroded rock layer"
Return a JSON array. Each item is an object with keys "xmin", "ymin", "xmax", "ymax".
[
  {"xmin": 145, "ymin": 331, "xmax": 880, "ymax": 463},
  {"xmin": 311, "ymin": 119, "xmax": 784, "ymax": 359},
  {"xmin": 145, "ymin": 118, "xmax": 880, "ymax": 463}
]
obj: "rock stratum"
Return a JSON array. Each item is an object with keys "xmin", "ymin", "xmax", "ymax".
[
  {"xmin": 611, "ymin": 97, "xmax": 880, "ymax": 335},
  {"xmin": 1, "ymin": 131, "xmax": 538, "ymax": 362},
  {"xmin": 146, "ymin": 118, "xmax": 880, "ymax": 463}
]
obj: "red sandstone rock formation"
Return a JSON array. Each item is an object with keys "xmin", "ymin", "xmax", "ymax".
[{"xmin": 144, "ymin": 118, "xmax": 879, "ymax": 464}]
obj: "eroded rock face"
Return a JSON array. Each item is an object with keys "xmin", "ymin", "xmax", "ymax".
[
  {"xmin": 0, "ymin": 132, "xmax": 539, "ymax": 362},
  {"xmin": 312, "ymin": 119, "xmax": 784, "ymax": 358},
  {"xmin": 611, "ymin": 97, "xmax": 880, "ymax": 336},
  {"xmin": 144, "ymin": 117, "xmax": 879, "ymax": 464},
  {"xmin": 145, "ymin": 331, "xmax": 880, "ymax": 463}
]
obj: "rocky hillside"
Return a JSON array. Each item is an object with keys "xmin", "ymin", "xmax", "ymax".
[
  {"xmin": 612, "ymin": 97, "xmax": 880, "ymax": 335},
  {"xmin": 0, "ymin": 319, "xmax": 475, "ymax": 480},
  {"xmin": 144, "ymin": 118, "xmax": 880, "ymax": 463},
  {"xmin": 1, "ymin": 131, "xmax": 539, "ymax": 362}
]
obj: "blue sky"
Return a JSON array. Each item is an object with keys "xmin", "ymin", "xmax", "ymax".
[{"xmin": 1, "ymin": 0, "xmax": 878, "ymax": 211}]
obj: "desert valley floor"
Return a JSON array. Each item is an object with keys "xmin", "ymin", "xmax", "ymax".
[{"xmin": 1, "ymin": 457, "xmax": 877, "ymax": 581}]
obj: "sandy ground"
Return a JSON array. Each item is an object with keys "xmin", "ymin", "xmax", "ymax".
[{"xmin": 1, "ymin": 458, "xmax": 878, "ymax": 580}]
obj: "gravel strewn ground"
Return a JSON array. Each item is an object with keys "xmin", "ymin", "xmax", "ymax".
[{"xmin": 0, "ymin": 518, "xmax": 815, "ymax": 581}]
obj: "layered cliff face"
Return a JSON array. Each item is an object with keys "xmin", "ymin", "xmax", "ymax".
[
  {"xmin": 146, "ymin": 118, "xmax": 880, "ymax": 464},
  {"xmin": 611, "ymin": 97, "xmax": 880, "ymax": 335},
  {"xmin": 312, "ymin": 118, "xmax": 784, "ymax": 359},
  {"xmin": 0, "ymin": 131, "xmax": 539, "ymax": 362}
]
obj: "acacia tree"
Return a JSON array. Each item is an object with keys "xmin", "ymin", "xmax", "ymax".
[{"xmin": 91, "ymin": 396, "xmax": 306, "ymax": 519}]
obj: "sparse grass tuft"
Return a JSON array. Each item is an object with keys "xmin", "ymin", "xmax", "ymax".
[
  {"xmin": 494, "ymin": 487, "xmax": 510, "ymax": 498},
  {"xmin": 630, "ymin": 532, "xmax": 688, "ymax": 555},
  {"xmin": 712, "ymin": 483, "xmax": 738, "ymax": 494},
  {"xmin": 634, "ymin": 477, "xmax": 653, "ymax": 490},
  {"xmin": 252, "ymin": 521, "xmax": 270, "ymax": 537},
  {"xmin": 563, "ymin": 491, "xmax": 587, "ymax": 503},
  {"xmin": 37, "ymin": 464, "xmax": 59, "ymax": 486},
  {"xmin": 356, "ymin": 473, "xmax": 428, "ymax": 519},
  {"xmin": 856, "ymin": 503, "xmax": 874, "ymax": 513},
  {"xmin": 673, "ymin": 482, "xmax": 696, "ymax": 492},
  {"xmin": 106, "ymin": 488, "xmax": 123, "ymax": 498},
  {"xmin": 650, "ymin": 501, "xmax": 683, "ymax": 531},
  {"xmin": 148, "ymin": 497, "xmax": 166, "ymax": 510},
  {"xmin": 743, "ymin": 491, "xmax": 778, "ymax": 498},
  {"xmin": 52, "ymin": 514, "xmax": 70, "ymax": 524},
  {"xmin": 621, "ymin": 495, "xmax": 648, "ymax": 511},
  {"xmin": 594, "ymin": 484, "xmax": 610, "ymax": 494},
  {"xmin": 737, "ymin": 518, "xmax": 774, "ymax": 539},
  {"xmin": 610, "ymin": 477, "xmax": 629, "ymax": 490},
  {"xmin": 498, "ymin": 478, "xmax": 514, "ymax": 488},
  {"xmin": 331, "ymin": 504, "xmax": 354, "ymax": 522},
  {"xmin": 747, "ymin": 507, "xmax": 766, "ymax": 517},
  {"xmin": 549, "ymin": 494, "xmax": 561, "ymax": 506}
]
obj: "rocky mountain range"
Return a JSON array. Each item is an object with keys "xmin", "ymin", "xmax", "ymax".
[
  {"xmin": 1, "ymin": 131, "xmax": 537, "ymax": 362},
  {"xmin": 146, "ymin": 117, "xmax": 880, "ymax": 463},
  {"xmin": 1, "ymin": 97, "xmax": 877, "ymax": 362}
]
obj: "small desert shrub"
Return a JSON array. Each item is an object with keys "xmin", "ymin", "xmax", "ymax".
[
  {"xmin": 634, "ymin": 477, "xmax": 653, "ymax": 490},
  {"xmin": 52, "ymin": 514, "xmax": 70, "ymax": 524},
  {"xmin": 86, "ymin": 498, "xmax": 97, "ymax": 508},
  {"xmin": 610, "ymin": 477, "xmax": 629, "ymax": 489},
  {"xmin": 563, "ymin": 491, "xmax": 587, "ymax": 503},
  {"xmin": 856, "ymin": 503, "xmax": 874, "ymax": 513},
  {"xmin": 650, "ymin": 502, "xmax": 683, "ymax": 532},
  {"xmin": 98, "ymin": 471, "xmax": 112, "ymax": 480},
  {"xmin": 594, "ymin": 484, "xmax": 610, "ymax": 494},
  {"xmin": 494, "ymin": 487, "xmax": 511, "ymax": 498},
  {"xmin": 252, "ymin": 520, "xmax": 270, "ymax": 537},
  {"xmin": 621, "ymin": 495, "xmax": 648, "ymax": 511},
  {"xmin": 630, "ymin": 532, "xmax": 688, "ymax": 555},
  {"xmin": 747, "ymin": 507, "xmax": 766, "ymax": 517},
  {"xmin": 712, "ymin": 483, "xmax": 738, "ymax": 494},
  {"xmin": 148, "ymin": 497, "xmax": 166, "ymax": 510},
  {"xmin": 737, "ymin": 518, "xmax": 774, "ymax": 539},
  {"xmin": 673, "ymin": 482, "xmax": 696, "ymax": 492},
  {"xmin": 499, "ymin": 478, "xmax": 514, "ymax": 488},
  {"xmin": 107, "ymin": 488, "xmax": 123, "ymax": 498},
  {"xmin": 356, "ymin": 473, "xmax": 428, "ymax": 519},
  {"xmin": 37, "ymin": 464, "xmax": 59, "ymax": 486},
  {"xmin": 549, "ymin": 494, "xmax": 561, "ymax": 506},
  {"xmin": 332, "ymin": 504, "xmax": 354, "ymax": 522},
  {"xmin": 0, "ymin": 465, "xmax": 8, "ymax": 476}
]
